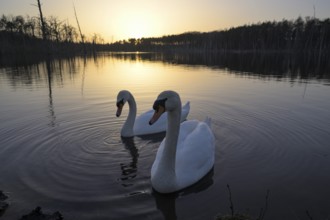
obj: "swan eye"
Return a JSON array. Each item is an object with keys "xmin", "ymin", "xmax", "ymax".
[
  {"xmin": 153, "ymin": 98, "xmax": 167, "ymax": 112},
  {"xmin": 116, "ymin": 98, "xmax": 124, "ymax": 107}
]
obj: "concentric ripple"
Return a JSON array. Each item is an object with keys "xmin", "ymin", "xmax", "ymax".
[{"xmin": 1, "ymin": 57, "xmax": 330, "ymax": 220}]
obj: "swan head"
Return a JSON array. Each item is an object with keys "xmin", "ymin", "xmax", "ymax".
[
  {"xmin": 116, "ymin": 90, "xmax": 130, "ymax": 117},
  {"xmin": 149, "ymin": 90, "xmax": 181, "ymax": 125}
]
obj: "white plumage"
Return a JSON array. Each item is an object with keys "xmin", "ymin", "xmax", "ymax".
[
  {"xmin": 116, "ymin": 90, "xmax": 190, "ymax": 137},
  {"xmin": 149, "ymin": 90, "xmax": 215, "ymax": 193}
]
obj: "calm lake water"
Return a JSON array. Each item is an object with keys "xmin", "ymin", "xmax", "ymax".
[{"xmin": 0, "ymin": 52, "xmax": 330, "ymax": 220}]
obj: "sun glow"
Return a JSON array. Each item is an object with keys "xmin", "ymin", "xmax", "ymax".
[
  {"xmin": 125, "ymin": 19, "xmax": 149, "ymax": 39},
  {"xmin": 113, "ymin": 8, "xmax": 162, "ymax": 40}
]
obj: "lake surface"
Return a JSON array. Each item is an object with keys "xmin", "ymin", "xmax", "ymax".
[{"xmin": 0, "ymin": 52, "xmax": 330, "ymax": 220}]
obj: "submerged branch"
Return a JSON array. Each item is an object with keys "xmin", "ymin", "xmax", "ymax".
[{"xmin": 227, "ymin": 184, "xmax": 235, "ymax": 217}]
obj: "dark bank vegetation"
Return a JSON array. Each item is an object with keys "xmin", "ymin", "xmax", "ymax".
[
  {"xmin": 109, "ymin": 17, "xmax": 330, "ymax": 53},
  {"xmin": 1, "ymin": 13, "xmax": 330, "ymax": 70},
  {"xmin": 106, "ymin": 16, "xmax": 330, "ymax": 78},
  {"xmin": 19, "ymin": 207, "xmax": 63, "ymax": 220},
  {"xmin": 0, "ymin": 190, "xmax": 9, "ymax": 217},
  {"xmin": 109, "ymin": 17, "xmax": 330, "ymax": 74},
  {"xmin": 0, "ymin": 13, "xmax": 105, "ymax": 65}
]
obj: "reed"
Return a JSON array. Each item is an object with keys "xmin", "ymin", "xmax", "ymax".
[{"xmin": 215, "ymin": 185, "xmax": 270, "ymax": 220}]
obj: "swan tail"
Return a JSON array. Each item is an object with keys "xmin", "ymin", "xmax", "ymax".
[
  {"xmin": 204, "ymin": 117, "xmax": 212, "ymax": 128},
  {"xmin": 183, "ymin": 101, "xmax": 190, "ymax": 108}
]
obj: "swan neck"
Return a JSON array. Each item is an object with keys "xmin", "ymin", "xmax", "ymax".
[
  {"xmin": 121, "ymin": 94, "xmax": 136, "ymax": 137},
  {"xmin": 162, "ymin": 102, "xmax": 182, "ymax": 175}
]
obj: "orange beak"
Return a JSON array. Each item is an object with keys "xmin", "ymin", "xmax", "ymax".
[
  {"xmin": 116, "ymin": 103, "xmax": 123, "ymax": 117},
  {"xmin": 149, "ymin": 105, "xmax": 165, "ymax": 125}
]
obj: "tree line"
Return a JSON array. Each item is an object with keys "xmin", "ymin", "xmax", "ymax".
[
  {"xmin": 0, "ymin": 12, "xmax": 106, "ymax": 65},
  {"xmin": 108, "ymin": 17, "xmax": 330, "ymax": 54},
  {"xmin": 1, "ymin": 13, "xmax": 329, "ymax": 67},
  {"xmin": 2, "ymin": 14, "xmax": 329, "ymax": 54},
  {"xmin": 0, "ymin": 14, "xmax": 104, "ymax": 44}
]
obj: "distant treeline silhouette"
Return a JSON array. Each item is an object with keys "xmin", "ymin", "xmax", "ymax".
[
  {"xmin": 1, "ymin": 14, "xmax": 330, "ymax": 67},
  {"xmin": 108, "ymin": 17, "xmax": 330, "ymax": 54},
  {"xmin": 0, "ymin": 13, "xmax": 104, "ymax": 63},
  {"xmin": 0, "ymin": 14, "xmax": 104, "ymax": 44}
]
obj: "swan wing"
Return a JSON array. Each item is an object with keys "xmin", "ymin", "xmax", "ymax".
[
  {"xmin": 133, "ymin": 102, "xmax": 190, "ymax": 136},
  {"xmin": 175, "ymin": 120, "xmax": 215, "ymax": 189},
  {"xmin": 180, "ymin": 101, "xmax": 190, "ymax": 122},
  {"xmin": 133, "ymin": 109, "xmax": 168, "ymax": 136}
]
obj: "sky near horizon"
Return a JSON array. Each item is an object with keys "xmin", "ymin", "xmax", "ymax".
[{"xmin": 1, "ymin": 0, "xmax": 330, "ymax": 42}]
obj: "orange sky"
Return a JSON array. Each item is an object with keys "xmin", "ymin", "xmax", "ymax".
[{"xmin": 1, "ymin": 0, "xmax": 330, "ymax": 42}]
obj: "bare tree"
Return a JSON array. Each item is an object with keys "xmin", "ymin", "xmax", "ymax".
[
  {"xmin": 24, "ymin": 16, "xmax": 37, "ymax": 37},
  {"xmin": 48, "ymin": 16, "xmax": 62, "ymax": 42},
  {"xmin": 61, "ymin": 23, "xmax": 77, "ymax": 42},
  {"xmin": 73, "ymin": 2, "xmax": 84, "ymax": 43},
  {"xmin": 36, "ymin": 0, "xmax": 47, "ymax": 40},
  {"xmin": 14, "ymin": 15, "xmax": 25, "ymax": 34},
  {"xmin": 91, "ymin": 33, "xmax": 104, "ymax": 44},
  {"xmin": 0, "ymin": 15, "xmax": 8, "ymax": 31}
]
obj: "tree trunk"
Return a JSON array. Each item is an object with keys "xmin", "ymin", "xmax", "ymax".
[{"xmin": 37, "ymin": 0, "xmax": 47, "ymax": 40}]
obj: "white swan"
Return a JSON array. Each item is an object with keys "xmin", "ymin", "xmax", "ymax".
[
  {"xmin": 116, "ymin": 90, "xmax": 190, "ymax": 137},
  {"xmin": 149, "ymin": 90, "xmax": 215, "ymax": 193}
]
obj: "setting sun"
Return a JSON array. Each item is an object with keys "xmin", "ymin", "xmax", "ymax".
[{"xmin": 119, "ymin": 14, "xmax": 153, "ymax": 39}]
